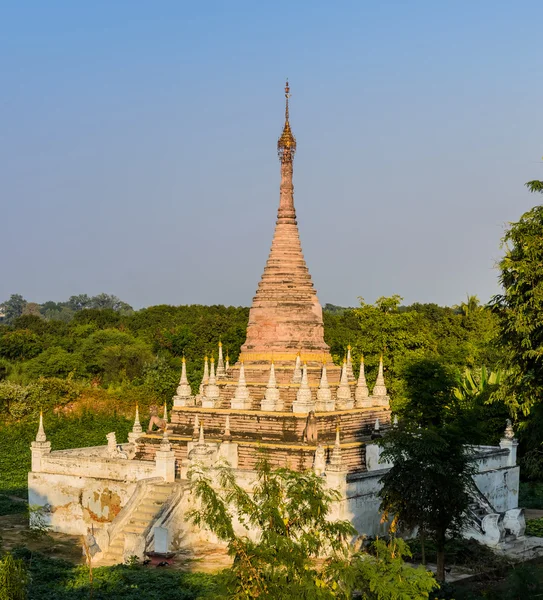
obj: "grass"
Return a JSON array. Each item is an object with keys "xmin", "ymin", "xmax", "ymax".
[
  {"xmin": 10, "ymin": 549, "xmax": 218, "ymax": 600},
  {"xmin": 526, "ymin": 517, "xmax": 543, "ymax": 537},
  {"xmin": 406, "ymin": 536, "xmax": 510, "ymax": 571}
]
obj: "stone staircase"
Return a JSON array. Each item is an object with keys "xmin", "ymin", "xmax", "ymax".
[{"xmin": 99, "ymin": 482, "xmax": 176, "ymax": 566}]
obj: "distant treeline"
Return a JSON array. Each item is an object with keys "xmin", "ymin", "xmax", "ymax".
[{"xmin": 0, "ymin": 292, "xmax": 500, "ymax": 411}]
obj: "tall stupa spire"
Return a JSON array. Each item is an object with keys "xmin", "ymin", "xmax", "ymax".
[{"xmin": 240, "ymin": 81, "xmax": 330, "ymax": 360}]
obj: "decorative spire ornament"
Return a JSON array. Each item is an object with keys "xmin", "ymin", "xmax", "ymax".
[
  {"xmin": 292, "ymin": 362, "xmax": 314, "ymax": 413},
  {"xmin": 173, "ymin": 356, "xmax": 194, "ymax": 407},
  {"xmin": 198, "ymin": 356, "xmax": 209, "ymax": 397},
  {"xmin": 327, "ymin": 425, "xmax": 344, "ymax": 472},
  {"xmin": 216, "ymin": 340, "xmax": 226, "ymax": 378},
  {"xmin": 192, "ymin": 414, "xmax": 200, "ymax": 440},
  {"xmin": 336, "ymin": 359, "xmax": 354, "ymax": 410},
  {"xmin": 231, "ymin": 362, "xmax": 252, "ymax": 410},
  {"xmin": 225, "ymin": 354, "xmax": 230, "ymax": 373},
  {"xmin": 346, "ymin": 345, "xmax": 355, "ymax": 382},
  {"xmin": 277, "ymin": 79, "xmax": 296, "ymax": 162},
  {"xmin": 202, "ymin": 357, "xmax": 220, "ymax": 408},
  {"xmin": 262, "ymin": 361, "xmax": 281, "ymax": 411},
  {"xmin": 355, "ymin": 356, "xmax": 371, "ymax": 408},
  {"xmin": 133, "ymin": 404, "xmax": 142, "ymax": 434},
  {"xmin": 504, "ymin": 419, "xmax": 515, "ymax": 440},
  {"xmin": 292, "ymin": 352, "xmax": 302, "ymax": 383},
  {"xmin": 372, "ymin": 356, "xmax": 390, "ymax": 408},
  {"xmin": 36, "ymin": 410, "xmax": 47, "ymax": 443},
  {"xmin": 316, "ymin": 362, "xmax": 334, "ymax": 411},
  {"xmin": 163, "ymin": 402, "xmax": 168, "ymax": 423},
  {"xmin": 128, "ymin": 404, "xmax": 143, "ymax": 446},
  {"xmin": 223, "ymin": 415, "xmax": 231, "ymax": 440},
  {"xmin": 31, "ymin": 410, "xmax": 51, "ymax": 472},
  {"xmin": 371, "ymin": 418, "xmax": 382, "ymax": 440}
]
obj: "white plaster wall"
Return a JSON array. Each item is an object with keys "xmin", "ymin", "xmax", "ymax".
[
  {"xmin": 41, "ymin": 452, "xmax": 156, "ymax": 481},
  {"xmin": 345, "ymin": 471, "xmax": 391, "ymax": 537},
  {"xmin": 28, "ymin": 472, "xmax": 137, "ymax": 535},
  {"xmin": 473, "ymin": 449, "xmax": 511, "ymax": 472},
  {"xmin": 474, "ymin": 466, "xmax": 520, "ymax": 513}
]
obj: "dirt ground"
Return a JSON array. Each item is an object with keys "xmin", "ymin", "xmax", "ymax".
[
  {"xmin": 0, "ymin": 512, "xmax": 231, "ymax": 572},
  {"xmin": 0, "ymin": 512, "xmax": 85, "ymax": 564}
]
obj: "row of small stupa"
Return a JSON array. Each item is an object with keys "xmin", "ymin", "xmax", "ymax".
[{"xmin": 172, "ymin": 343, "xmax": 390, "ymax": 413}]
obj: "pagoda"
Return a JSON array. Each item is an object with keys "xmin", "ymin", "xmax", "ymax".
[
  {"xmin": 137, "ymin": 82, "xmax": 391, "ymax": 474},
  {"xmin": 27, "ymin": 84, "xmax": 526, "ymax": 560}
]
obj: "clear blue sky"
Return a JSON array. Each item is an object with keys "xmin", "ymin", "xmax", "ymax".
[{"xmin": 1, "ymin": 1, "xmax": 542, "ymax": 309}]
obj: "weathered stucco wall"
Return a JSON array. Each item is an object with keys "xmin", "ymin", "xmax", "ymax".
[
  {"xmin": 474, "ymin": 466, "xmax": 520, "ymax": 513},
  {"xmin": 28, "ymin": 472, "xmax": 138, "ymax": 535}
]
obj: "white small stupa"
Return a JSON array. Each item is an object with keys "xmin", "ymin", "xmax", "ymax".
[
  {"xmin": 292, "ymin": 363, "xmax": 315, "ymax": 413},
  {"xmin": 316, "ymin": 362, "xmax": 334, "ymax": 412},
  {"xmin": 336, "ymin": 359, "xmax": 354, "ymax": 410},
  {"xmin": 355, "ymin": 356, "xmax": 371, "ymax": 408},
  {"xmin": 231, "ymin": 362, "xmax": 252, "ymax": 410},
  {"xmin": 173, "ymin": 357, "xmax": 194, "ymax": 407},
  {"xmin": 202, "ymin": 357, "xmax": 220, "ymax": 408},
  {"xmin": 261, "ymin": 362, "xmax": 282, "ymax": 411},
  {"xmin": 371, "ymin": 356, "xmax": 390, "ymax": 408}
]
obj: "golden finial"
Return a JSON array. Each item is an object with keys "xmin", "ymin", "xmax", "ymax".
[
  {"xmin": 347, "ymin": 344, "xmax": 351, "ymax": 351},
  {"xmin": 277, "ymin": 79, "xmax": 296, "ymax": 159},
  {"xmin": 182, "ymin": 355, "xmax": 186, "ymax": 363},
  {"xmin": 285, "ymin": 79, "xmax": 290, "ymax": 121},
  {"xmin": 210, "ymin": 356, "xmax": 215, "ymax": 363},
  {"xmin": 218, "ymin": 339, "xmax": 222, "ymax": 348}
]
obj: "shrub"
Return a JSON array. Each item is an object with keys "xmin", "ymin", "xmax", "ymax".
[{"xmin": 24, "ymin": 347, "xmax": 83, "ymax": 379}]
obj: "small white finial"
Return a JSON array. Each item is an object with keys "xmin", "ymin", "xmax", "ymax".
[
  {"xmin": 132, "ymin": 404, "xmax": 143, "ymax": 434},
  {"xmin": 504, "ymin": 419, "xmax": 515, "ymax": 440},
  {"xmin": 193, "ymin": 414, "xmax": 200, "ymax": 439},
  {"xmin": 36, "ymin": 410, "xmax": 47, "ymax": 443},
  {"xmin": 224, "ymin": 415, "xmax": 231, "ymax": 438}
]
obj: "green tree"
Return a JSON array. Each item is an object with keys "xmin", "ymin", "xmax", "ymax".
[
  {"xmin": 0, "ymin": 552, "xmax": 28, "ymax": 600},
  {"xmin": 398, "ymin": 359, "xmax": 460, "ymax": 428},
  {"xmin": 1, "ymin": 295, "xmax": 27, "ymax": 325},
  {"xmin": 24, "ymin": 347, "xmax": 82, "ymax": 379},
  {"xmin": 0, "ymin": 330, "xmax": 43, "ymax": 361},
  {"xmin": 379, "ymin": 359, "xmax": 476, "ymax": 582},
  {"xmin": 354, "ymin": 296, "xmax": 432, "ymax": 402},
  {"xmin": 188, "ymin": 460, "xmax": 436, "ymax": 599},
  {"xmin": 491, "ymin": 200, "xmax": 543, "ymax": 416},
  {"xmin": 379, "ymin": 425, "xmax": 474, "ymax": 583}
]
